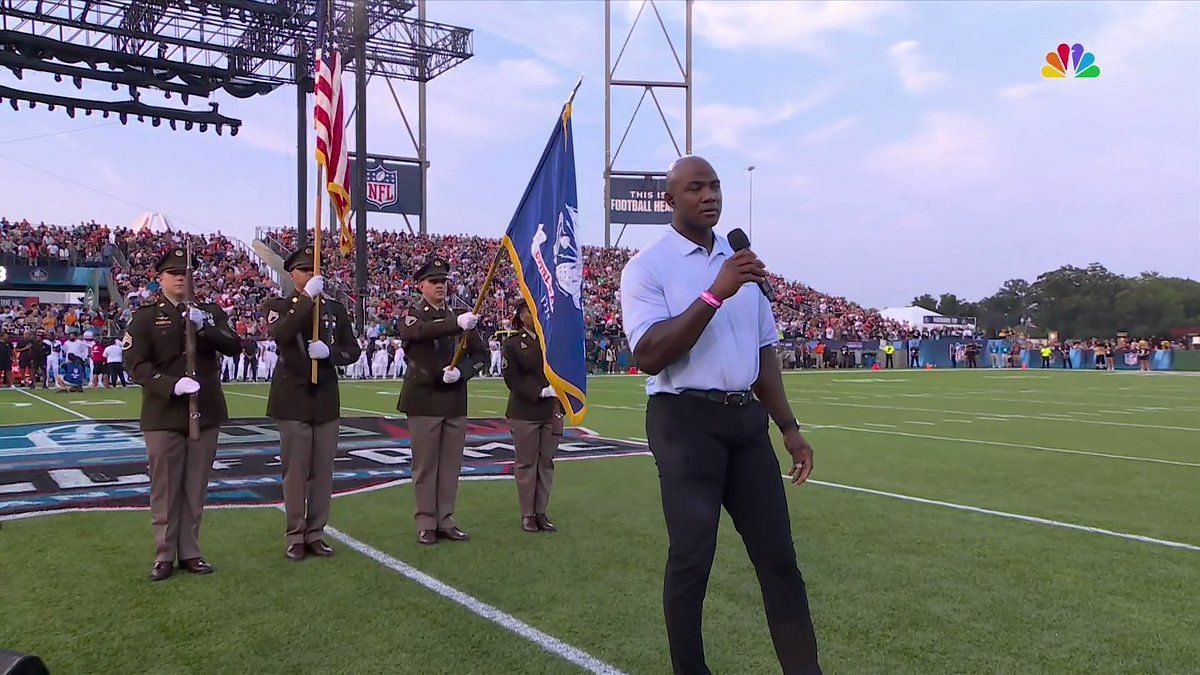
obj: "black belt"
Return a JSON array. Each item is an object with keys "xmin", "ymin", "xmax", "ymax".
[{"xmin": 679, "ymin": 389, "xmax": 755, "ymax": 407}]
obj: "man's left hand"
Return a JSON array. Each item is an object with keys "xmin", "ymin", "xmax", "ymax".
[{"xmin": 783, "ymin": 428, "xmax": 814, "ymax": 485}]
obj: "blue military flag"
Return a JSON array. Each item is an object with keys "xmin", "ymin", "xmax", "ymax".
[{"xmin": 501, "ymin": 100, "xmax": 587, "ymax": 424}]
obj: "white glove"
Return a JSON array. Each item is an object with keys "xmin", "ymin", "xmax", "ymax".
[
  {"xmin": 173, "ymin": 377, "xmax": 200, "ymax": 395},
  {"xmin": 442, "ymin": 366, "xmax": 461, "ymax": 384},
  {"xmin": 308, "ymin": 340, "xmax": 330, "ymax": 359},
  {"xmin": 539, "ymin": 386, "xmax": 556, "ymax": 398},
  {"xmin": 456, "ymin": 312, "xmax": 479, "ymax": 331},
  {"xmin": 186, "ymin": 307, "xmax": 210, "ymax": 329},
  {"xmin": 303, "ymin": 275, "xmax": 325, "ymax": 298}
]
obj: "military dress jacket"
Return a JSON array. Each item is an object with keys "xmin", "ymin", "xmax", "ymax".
[
  {"xmin": 502, "ymin": 329, "xmax": 557, "ymax": 422},
  {"xmin": 124, "ymin": 299, "xmax": 242, "ymax": 432},
  {"xmin": 396, "ymin": 301, "xmax": 487, "ymax": 418},
  {"xmin": 261, "ymin": 292, "xmax": 361, "ymax": 424}
]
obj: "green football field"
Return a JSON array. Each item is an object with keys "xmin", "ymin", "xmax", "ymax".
[{"xmin": 2, "ymin": 369, "xmax": 1198, "ymax": 674}]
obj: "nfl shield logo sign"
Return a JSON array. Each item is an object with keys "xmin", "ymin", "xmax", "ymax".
[{"xmin": 366, "ymin": 163, "xmax": 398, "ymax": 210}]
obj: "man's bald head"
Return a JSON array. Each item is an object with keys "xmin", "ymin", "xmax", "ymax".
[
  {"xmin": 665, "ymin": 155, "xmax": 716, "ymax": 192},
  {"xmin": 664, "ymin": 155, "xmax": 722, "ymax": 230}
]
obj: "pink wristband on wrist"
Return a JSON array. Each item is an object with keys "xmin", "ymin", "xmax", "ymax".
[{"xmin": 700, "ymin": 291, "xmax": 722, "ymax": 309}]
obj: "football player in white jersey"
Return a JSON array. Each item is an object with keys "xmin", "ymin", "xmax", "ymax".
[
  {"xmin": 45, "ymin": 333, "xmax": 61, "ymax": 388},
  {"xmin": 488, "ymin": 337, "xmax": 502, "ymax": 377},
  {"xmin": 259, "ymin": 338, "xmax": 278, "ymax": 379},
  {"xmin": 371, "ymin": 337, "xmax": 389, "ymax": 379}
]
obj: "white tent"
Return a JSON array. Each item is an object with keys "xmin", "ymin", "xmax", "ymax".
[
  {"xmin": 879, "ymin": 305, "xmax": 943, "ymax": 327},
  {"xmin": 130, "ymin": 211, "xmax": 173, "ymax": 233}
]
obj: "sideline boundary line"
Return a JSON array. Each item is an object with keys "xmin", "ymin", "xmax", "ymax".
[
  {"xmin": 1, "ymin": 398, "xmax": 626, "ymax": 674},
  {"xmin": 325, "ymin": 524, "xmax": 626, "ymax": 675}
]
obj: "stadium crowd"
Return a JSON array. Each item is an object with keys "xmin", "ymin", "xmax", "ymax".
[{"xmin": 6, "ymin": 218, "xmax": 1181, "ymax": 385}]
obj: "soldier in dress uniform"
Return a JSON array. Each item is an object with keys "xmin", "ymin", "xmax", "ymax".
[
  {"xmin": 124, "ymin": 246, "xmax": 242, "ymax": 582},
  {"xmin": 501, "ymin": 298, "xmax": 563, "ymax": 533},
  {"xmin": 397, "ymin": 256, "xmax": 488, "ymax": 545},
  {"xmin": 260, "ymin": 246, "xmax": 361, "ymax": 561}
]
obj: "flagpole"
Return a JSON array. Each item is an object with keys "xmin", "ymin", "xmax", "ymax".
[
  {"xmin": 311, "ymin": 166, "xmax": 324, "ymax": 384},
  {"xmin": 449, "ymin": 76, "xmax": 584, "ymax": 370},
  {"xmin": 449, "ymin": 246, "xmax": 505, "ymax": 369}
]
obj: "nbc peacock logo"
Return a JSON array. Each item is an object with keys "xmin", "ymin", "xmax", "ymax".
[{"xmin": 1041, "ymin": 43, "xmax": 1100, "ymax": 79}]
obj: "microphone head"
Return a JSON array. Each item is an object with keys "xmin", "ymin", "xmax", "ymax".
[{"xmin": 727, "ymin": 228, "xmax": 750, "ymax": 251}]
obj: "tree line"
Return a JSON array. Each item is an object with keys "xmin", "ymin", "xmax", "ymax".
[{"xmin": 911, "ymin": 263, "xmax": 1200, "ymax": 338}]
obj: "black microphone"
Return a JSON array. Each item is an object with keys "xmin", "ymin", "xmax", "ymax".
[{"xmin": 726, "ymin": 228, "xmax": 775, "ymax": 301}]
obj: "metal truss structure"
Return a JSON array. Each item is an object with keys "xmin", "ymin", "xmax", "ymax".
[
  {"xmin": 0, "ymin": 0, "xmax": 473, "ymax": 132},
  {"xmin": 604, "ymin": 0, "xmax": 692, "ymax": 247}
]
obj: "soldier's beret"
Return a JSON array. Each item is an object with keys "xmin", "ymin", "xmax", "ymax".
[
  {"xmin": 415, "ymin": 257, "xmax": 450, "ymax": 281},
  {"xmin": 155, "ymin": 247, "xmax": 195, "ymax": 273},
  {"xmin": 283, "ymin": 246, "xmax": 317, "ymax": 272}
]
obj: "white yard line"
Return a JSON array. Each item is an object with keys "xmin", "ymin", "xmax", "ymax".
[
  {"xmin": 801, "ymin": 399, "xmax": 1200, "ymax": 432},
  {"xmin": 226, "ymin": 390, "xmax": 400, "ymax": 418},
  {"xmin": 819, "ymin": 425, "xmax": 1200, "ymax": 468},
  {"xmin": 803, "ymin": 478, "xmax": 1200, "ymax": 553},
  {"xmin": 15, "ymin": 388, "xmax": 91, "ymax": 420}
]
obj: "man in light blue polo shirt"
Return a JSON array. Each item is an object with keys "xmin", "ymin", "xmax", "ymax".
[{"xmin": 620, "ymin": 156, "xmax": 821, "ymax": 675}]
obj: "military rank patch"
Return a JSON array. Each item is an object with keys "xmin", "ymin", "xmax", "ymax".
[
  {"xmin": 404, "ymin": 315, "xmax": 418, "ymax": 327},
  {"xmin": 267, "ymin": 310, "xmax": 280, "ymax": 324},
  {"xmin": 120, "ymin": 332, "xmax": 133, "ymax": 350}
]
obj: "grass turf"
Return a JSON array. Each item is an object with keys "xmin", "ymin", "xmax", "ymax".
[{"xmin": 1, "ymin": 369, "xmax": 1198, "ymax": 673}]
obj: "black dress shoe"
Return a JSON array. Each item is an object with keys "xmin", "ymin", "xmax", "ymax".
[
  {"xmin": 535, "ymin": 514, "xmax": 557, "ymax": 532},
  {"xmin": 418, "ymin": 529, "xmax": 438, "ymax": 545},
  {"xmin": 286, "ymin": 544, "xmax": 306, "ymax": 561},
  {"xmin": 149, "ymin": 561, "xmax": 173, "ymax": 582},
  {"xmin": 179, "ymin": 557, "xmax": 214, "ymax": 574},
  {"xmin": 437, "ymin": 526, "xmax": 470, "ymax": 542},
  {"xmin": 307, "ymin": 540, "xmax": 335, "ymax": 557},
  {"xmin": 521, "ymin": 516, "xmax": 539, "ymax": 533}
]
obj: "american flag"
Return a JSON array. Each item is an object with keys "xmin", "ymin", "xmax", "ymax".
[{"xmin": 314, "ymin": 0, "xmax": 352, "ymax": 255}]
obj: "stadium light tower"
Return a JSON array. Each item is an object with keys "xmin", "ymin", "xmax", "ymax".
[{"xmin": 747, "ymin": 165, "xmax": 755, "ymax": 241}]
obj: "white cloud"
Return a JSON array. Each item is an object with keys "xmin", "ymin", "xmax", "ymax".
[
  {"xmin": 866, "ymin": 112, "xmax": 999, "ymax": 182},
  {"xmin": 695, "ymin": 84, "xmax": 833, "ymax": 149},
  {"xmin": 691, "ymin": 1, "xmax": 902, "ymax": 55},
  {"xmin": 432, "ymin": 2, "xmax": 595, "ymax": 69},
  {"xmin": 888, "ymin": 40, "xmax": 947, "ymax": 93},
  {"xmin": 800, "ymin": 116, "xmax": 858, "ymax": 144}
]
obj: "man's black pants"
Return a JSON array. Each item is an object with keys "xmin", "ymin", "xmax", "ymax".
[
  {"xmin": 242, "ymin": 356, "xmax": 257, "ymax": 381},
  {"xmin": 646, "ymin": 393, "xmax": 820, "ymax": 675},
  {"xmin": 106, "ymin": 363, "xmax": 127, "ymax": 386}
]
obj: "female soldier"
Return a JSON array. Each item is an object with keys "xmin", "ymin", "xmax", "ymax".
[{"xmin": 501, "ymin": 298, "xmax": 562, "ymax": 533}]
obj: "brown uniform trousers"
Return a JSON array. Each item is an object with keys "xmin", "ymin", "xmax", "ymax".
[
  {"xmin": 397, "ymin": 300, "xmax": 487, "ymax": 532},
  {"xmin": 502, "ymin": 330, "xmax": 562, "ymax": 517},
  {"xmin": 145, "ymin": 428, "xmax": 219, "ymax": 562},
  {"xmin": 277, "ymin": 419, "xmax": 341, "ymax": 545},
  {"xmin": 261, "ymin": 292, "xmax": 361, "ymax": 545},
  {"xmin": 124, "ymin": 299, "xmax": 241, "ymax": 563}
]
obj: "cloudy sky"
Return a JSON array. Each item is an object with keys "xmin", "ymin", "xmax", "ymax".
[{"xmin": 0, "ymin": 1, "xmax": 1196, "ymax": 308}]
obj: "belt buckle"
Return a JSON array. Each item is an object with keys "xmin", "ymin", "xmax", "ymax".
[{"xmin": 723, "ymin": 391, "xmax": 746, "ymax": 406}]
